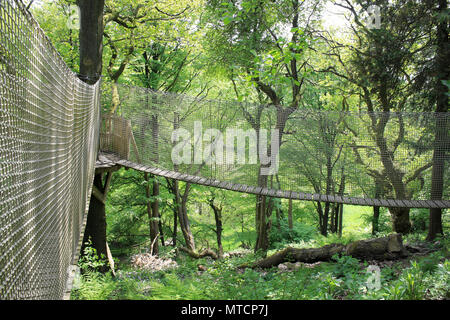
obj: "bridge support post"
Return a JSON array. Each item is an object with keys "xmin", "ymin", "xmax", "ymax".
[{"xmin": 81, "ymin": 172, "xmax": 114, "ymax": 273}]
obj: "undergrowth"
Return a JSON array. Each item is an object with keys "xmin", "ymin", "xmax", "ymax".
[{"xmin": 71, "ymin": 234, "xmax": 449, "ymax": 300}]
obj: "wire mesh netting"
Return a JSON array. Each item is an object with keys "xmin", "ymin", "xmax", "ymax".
[
  {"xmin": 0, "ymin": 0, "xmax": 100, "ymax": 299},
  {"xmin": 102, "ymin": 84, "xmax": 449, "ymax": 208}
]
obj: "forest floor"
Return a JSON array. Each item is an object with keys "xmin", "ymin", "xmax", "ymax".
[{"xmin": 71, "ymin": 231, "xmax": 449, "ymax": 300}]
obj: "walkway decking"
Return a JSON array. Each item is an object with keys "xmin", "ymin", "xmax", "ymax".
[{"xmin": 96, "ymin": 152, "xmax": 450, "ymax": 209}]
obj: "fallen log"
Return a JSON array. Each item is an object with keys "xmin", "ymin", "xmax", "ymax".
[
  {"xmin": 253, "ymin": 233, "xmax": 409, "ymax": 268},
  {"xmin": 178, "ymin": 247, "xmax": 219, "ymax": 260}
]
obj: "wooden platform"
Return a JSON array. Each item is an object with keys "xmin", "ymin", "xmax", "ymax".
[
  {"xmin": 95, "ymin": 152, "xmax": 123, "ymax": 173},
  {"xmin": 95, "ymin": 152, "xmax": 450, "ymax": 209}
]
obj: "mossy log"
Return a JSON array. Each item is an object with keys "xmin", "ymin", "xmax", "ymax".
[
  {"xmin": 178, "ymin": 247, "xmax": 219, "ymax": 260},
  {"xmin": 253, "ymin": 234, "xmax": 409, "ymax": 268}
]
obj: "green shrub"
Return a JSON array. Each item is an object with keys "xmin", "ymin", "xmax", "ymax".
[
  {"xmin": 383, "ymin": 261, "xmax": 425, "ymax": 300},
  {"xmin": 410, "ymin": 209, "xmax": 428, "ymax": 232},
  {"xmin": 331, "ymin": 254, "xmax": 361, "ymax": 278},
  {"xmin": 269, "ymin": 219, "xmax": 317, "ymax": 249},
  {"xmin": 78, "ymin": 240, "xmax": 109, "ymax": 273},
  {"xmin": 71, "ymin": 272, "xmax": 116, "ymax": 300},
  {"xmin": 423, "ymin": 260, "xmax": 450, "ymax": 300},
  {"xmin": 360, "ymin": 208, "xmax": 391, "ymax": 235}
]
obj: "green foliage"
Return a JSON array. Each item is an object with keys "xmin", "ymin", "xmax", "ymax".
[
  {"xmin": 78, "ymin": 241, "xmax": 109, "ymax": 273},
  {"xmin": 31, "ymin": 1, "xmax": 80, "ymax": 71},
  {"xmin": 71, "ymin": 271, "xmax": 116, "ymax": 300},
  {"xmin": 383, "ymin": 261, "xmax": 426, "ymax": 300},
  {"xmin": 331, "ymin": 254, "xmax": 361, "ymax": 278},
  {"xmin": 269, "ymin": 219, "xmax": 317, "ymax": 249},
  {"xmin": 410, "ymin": 209, "xmax": 429, "ymax": 232},
  {"xmin": 360, "ymin": 208, "xmax": 392, "ymax": 235},
  {"xmin": 423, "ymin": 260, "xmax": 450, "ymax": 300},
  {"xmin": 72, "ymin": 243, "xmax": 450, "ymax": 300}
]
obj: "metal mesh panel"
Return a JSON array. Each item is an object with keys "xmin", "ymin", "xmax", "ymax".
[
  {"xmin": 102, "ymin": 84, "xmax": 449, "ymax": 208},
  {"xmin": 0, "ymin": 0, "xmax": 100, "ymax": 299}
]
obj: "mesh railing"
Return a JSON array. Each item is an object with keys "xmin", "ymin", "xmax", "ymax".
[
  {"xmin": 103, "ymin": 84, "xmax": 449, "ymax": 208},
  {"xmin": 0, "ymin": 0, "xmax": 100, "ymax": 299}
]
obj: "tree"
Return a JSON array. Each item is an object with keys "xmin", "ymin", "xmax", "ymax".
[
  {"xmin": 205, "ymin": 0, "xmax": 323, "ymax": 251},
  {"xmin": 77, "ymin": 0, "xmax": 108, "ymax": 268},
  {"xmin": 288, "ymin": 107, "xmax": 347, "ymax": 236},
  {"xmin": 99, "ymin": 0, "xmax": 204, "ymax": 254},
  {"xmin": 31, "ymin": 1, "xmax": 80, "ymax": 71},
  {"xmin": 207, "ymin": 192, "xmax": 225, "ymax": 258},
  {"xmin": 132, "ymin": 43, "xmax": 208, "ymax": 254},
  {"xmin": 101, "ymin": 0, "xmax": 197, "ymax": 112},
  {"xmin": 427, "ymin": 0, "xmax": 449, "ymax": 241},
  {"xmin": 321, "ymin": 0, "xmax": 440, "ymax": 234}
]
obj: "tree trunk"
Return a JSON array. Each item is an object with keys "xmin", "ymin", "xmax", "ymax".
[
  {"xmin": 389, "ymin": 207, "xmax": 411, "ymax": 235},
  {"xmin": 288, "ymin": 198, "xmax": 293, "ymax": 230},
  {"xmin": 253, "ymin": 106, "xmax": 290, "ymax": 252},
  {"xmin": 379, "ymin": 148, "xmax": 411, "ymax": 233},
  {"xmin": 255, "ymin": 194, "xmax": 269, "ymax": 252},
  {"xmin": 255, "ymin": 171, "xmax": 271, "ymax": 252},
  {"xmin": 77, "ymin": 0, "xmax": 104, "ymax": 84},
  {"xmin": 209, "ymin": 197, "xmax": 224, "ymax": 258},
  {"xmin": 178, "ymin": 184, "xmax": 196, "ymax": 252},
  {"xmin": 427, "ymin": 0, "xmax": 449, "ymax": 241},
  {"xmin": 158, "ymin": 206, "xmax": 165, "ymax": 247},
  {"xmin": 179, "ymin": 202, "xmax": 196, "ymax": 251},
  {"xmin": 144, "ymin": 173, "xmax": 159, "ymax": 255},
  {"xmin": 316, "ymin": 201, "xmax": 324, "ymax": 235},
  {"xmin": 321, "ymin": 153, "xmax": 334, "ymax": 236},
  {"xmin": 215, "ymin": 211, "xmax": 223, "ymax": 258},
  {"xmin": 322, "ymin": 202, "xmax": 330, "ymax": 236},
  {"xmin": 167, "ymin": 178, "xmax": 195, "ymax": 251},
  {"xmin": 172, "ymin": 179, "xmax": 179, "ymax": 247},
  {"xmin": 82, "ymin": 174, "xmax": 110, "ymax": 273},
  {"xmin": 78, "ymin": 0, "xmax": 109, "ymax": 272},
  {"xmin": 110, "ymin": 81, "xmax": 120, "ymax": 114},
  {"xmin": 333, "ymin": 169, "xmax": 346, "ymax": 235},
  {"xmin": 170, "ymin": 110, "xmax": 195, "ymax": 251},
  {"xmin": 365, "ymin": 104, "xmax": 412, "ymax": 235},
  {"xmin": 171, "ymin": 113, "xmax": 180, "ymax": 247},
  {"xmin": 338, "ymin": 203, "xmax": 343, "ymax": 237},
  {"xmin": 330, "ymin": 204, "xmax": 337, "ymax": 234},
  {"xmin": 252, "ymin": 234, "xmax": 408, "ymax": 268},
  {"xmin": 372, "ymin": 177, "xmax": 383, "ymax": 235},
  {"xmin": 373, "ymin": 206, "xmax": 381, "ymax": 235}
]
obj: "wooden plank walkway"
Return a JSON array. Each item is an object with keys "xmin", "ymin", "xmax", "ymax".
[{"xmin": 96, "ymin": 152, "xmax": 450, "ymax": 209}]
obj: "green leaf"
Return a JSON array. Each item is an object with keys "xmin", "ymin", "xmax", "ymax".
[{"xmin": 223, "ymin": 16, "xmax": 233, "ymax": 25}]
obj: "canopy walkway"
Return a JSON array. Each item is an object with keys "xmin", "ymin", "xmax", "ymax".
[
  {"xmin": 97, "ymin": 150, "xmax": 450, "ymax": 209},
  {"xmin": 0, "ymin": 0, "xmax": 449, "ymax": 300}
]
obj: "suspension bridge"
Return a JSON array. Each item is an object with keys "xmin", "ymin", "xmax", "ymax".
[{"xmin": 0, "ymin": 0, "xmax": 449, "ymax": 299}]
